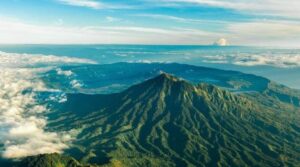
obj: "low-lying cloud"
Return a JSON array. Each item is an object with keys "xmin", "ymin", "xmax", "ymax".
[
  {"xmin": 0, "ymin": 52, "xmax": 95, "ymax": 158},
  {"xmin": 56, "ymin": 68, "xmax": 84, "ymax": 89},
  {"xmin": 201, "ymin": 53, "xmax": 300, "ymax": 68},
  {"xmin": 0, "ymin": 68, "xmax": 69, "ymax": 158},
  {"xmin": 0, "ymin": 51, "xmax": 97, "ymax": 67}
]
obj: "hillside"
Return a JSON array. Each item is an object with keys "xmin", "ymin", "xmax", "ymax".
[
  {"xmin": 46, "ymin": 73, "xmax": 300, "ymax": 167},
  {"xmin": 16, "ymin": 153, "xmax": 83, "ymax": 167}
]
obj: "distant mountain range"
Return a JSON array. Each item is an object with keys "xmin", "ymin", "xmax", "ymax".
[{"xmin": 3, "ymin": 63, "xmax": 300, "ymax": 167}]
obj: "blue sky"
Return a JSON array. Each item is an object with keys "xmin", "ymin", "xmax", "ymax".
[{"xmin": 0, "ymin": 0, "xmax": 299, "ymax": 46}]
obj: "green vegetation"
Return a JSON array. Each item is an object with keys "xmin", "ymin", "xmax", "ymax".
[
  {"xmin": 44, "ymin": 73, "xmax": 300, "ymax": 167},
  {"xmin": 14, "ymin": 153, "xmax": 119, "ymax": 167},
  {"xmin": 16, "ymin": 153, "xmax": 83, "ymax": 167}
]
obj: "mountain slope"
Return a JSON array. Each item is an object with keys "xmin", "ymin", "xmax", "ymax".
[
  {"xmin": 47, "ymin": 73, "xmax": 300, "ymax": 167},
  {"xmin": 16, "ymin": 153, "xmax": 83, "ymax": 167}
]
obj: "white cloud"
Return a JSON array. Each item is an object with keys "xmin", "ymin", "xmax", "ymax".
[
  {"xmin": 161, "ymin": 0, "xmax": 300, "ymax": 19},
  {"xmin": 135, "ymin": 14, "xmax": 227, "ymax": 24},
  {"xmin": 0, "ymin": 52, "xmax": 94, "ymax": 158},
  {"xmin": 48, "ymin": 93, "xmax": 68, "ymax": 103},
  {"xmin": 213, "ymin": 38, "xmax": 228, "ymax": 46},
  {"xmin": 55, "ymin": 68, "xmax": 85, "ymax": 89},
  {"xmin": 1, "ymin": 16, "xmax": 300, "ymax": 46},
  {"xmin": 0, "ymin": 68, "xmax": 68, "ymax": 158},
  {"xmin": 200, "ymin": 52, "xmax": 300, "ymax": 68},
  {"xmin": 57, "ymin": 0, "xmax": 104, "ymax": 9},
  {"xmin": 57, "ymin": 0, "xmax": 134, "ymax": 9},
  {"xmin": 70, "ymin": 79, "xmax": 83, "ymax": 88},
  {"xmin": 232, "ymin": 54, "xmax": 300, "ymax": 67},
  {"xmin": 227, "ymin": 21, "xmax": 300, "ymax": 47},
  {"xmin": 0, "ymin": 17, "xmax": 220, "ymax": 45},
  {"xmin": 56, "ymin": 68, "xmax": 73, "ymax": 77},
  {"xmin": 0, "ymin": 51, "xmax": 97, "ymax": 67}
]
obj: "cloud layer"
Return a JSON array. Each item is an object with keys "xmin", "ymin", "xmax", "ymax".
[
  {"xmin": 0, "ymin": 68, "xmax": 68, "ymax": 158},
  {"xmin": 200, "ymin": 52, "xmax": 300, "ymax": 68},
  {"xmin": 0, "ymin": 52, "xmax": 95, "ymax": 158},
  {"xmin": 0, "ymin": 51, "xmax": 97, "ymax": 67}
]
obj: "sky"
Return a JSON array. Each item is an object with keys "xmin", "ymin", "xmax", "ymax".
[{"xmin": 0, "ymin": 0, "xmax": 300, "ymax": 46}]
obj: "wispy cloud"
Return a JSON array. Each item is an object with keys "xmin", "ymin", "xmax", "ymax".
[
  {"xmin": 135, "ymin": 14, "xmax": 227, "ymax": 24},
  {"xmin": 57, "ymin": 0, "xmax": 104, "ymax": 9},
  {"xmin": 227, "ymin": 20, "xmax": 300, "ymax": 47},
  {"xmin": 0, "ymin": 17, "xmax": 221, "ymax": 44},
  {"xmin": 105, "ymin": 16, "xmax": 120, "ymax": 22},
  {"xmin": 2, "ymin": 15, "xmax": 300, "ymax": 46},
  {"xmin": 159, "ymin": 0, "xmax": 300, "ymax": 19},
  {"xmin": 57, "ymin": 0, "xmax": 134, "ymax": 9}
]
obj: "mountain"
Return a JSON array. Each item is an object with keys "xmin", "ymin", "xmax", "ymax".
[
  {"xmin": 45, "ymin": 73, "xmax": 300, "ymax": 167},
  {"xmin": 43, "ymin": 63, "xmax": 300, "ymax": 108}
]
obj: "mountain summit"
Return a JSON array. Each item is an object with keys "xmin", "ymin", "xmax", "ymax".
[{"xmin": 46, "ymin": 73, "xmax": 300, "ymax": 167}]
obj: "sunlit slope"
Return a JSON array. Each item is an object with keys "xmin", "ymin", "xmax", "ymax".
[
  {"xmin": 47, "ymin": 73, "xmax": 300, "ymax": 167},
  {"xmin": 16, "ymin": 153, "xmax": 82, "ymax": 167}
]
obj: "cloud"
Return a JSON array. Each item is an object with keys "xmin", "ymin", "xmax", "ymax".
[
  {"xmin": 0, "ymin": 17, "xmax": 221, "ymax": 44},
  {"xmin": 57, "ymin": 0, "xmax": 104, "ymax": 9},
  {"xmin": 0, "ymin": 52, "xmax": 94, "ymax": 158},
  {"xmin": 56, "ymin": 68, "xmax": 73, "ymax": 77},
  {"xmin": 70, "ymin": 79, "xmax": 83, "ymax": 88},
  {"xmin": 160, "ymin": 0, "xmax": 300, "ymax": 19},
  {"xmin": 57, "ymin": 0, "xmax": 134, "ymax": 9},
  {"xmin": 0, "ymin": 51, "xmax": 97, "ymax": 67},
  {"xmin": 55, "ymin": 68, "xmax": 85, "ymax": 89},
  {"xmin": 232, "ymin": 54, "xmax": 300, "ymax": 67},
  {"xmin": 227, "ymin": 21, "xmax": 300, "ymax": 47},
  {"xmin": 56, "ymin": 0, "xmax": 300, "ymax": 19},
  {"xmin": 1, "ymin": 16, "xmax": 300, "ymax": 46},
  {"xmin": 213, "ymin": 38, "xmax": 228, "ymax": 46},
  {"xmin": 48, "ymin": 93, "xmax": 68, "ymax": 103},
  {"xmin": 135, "ymin": 14, "xmax": 228, "ymax": 24},
  {"xmin": 200, "ymin": 52, "xmax": 300, "ymax": 68},
  {"xmin": 0, "ymin": 68, "xmax": 67, "ymax": 158}
]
